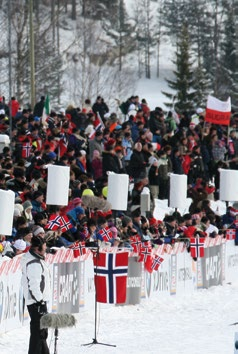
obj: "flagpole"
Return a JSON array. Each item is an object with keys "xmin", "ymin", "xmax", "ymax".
[{"xmin": 82, "ymin": 243, "xmax": 116, "ymax": 348}]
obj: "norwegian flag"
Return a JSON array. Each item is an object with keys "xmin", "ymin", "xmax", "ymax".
[
  {"xmin": 98, "ymin": 227, "xmax": 113, "ymax": 242},
  {"xmin": 129, "ymin": 235, "xmax": 142, "ymax": 253},
  {"xmin": 93, "ymin": 251, "xmax": 129, "ymax": 304},
  {"xmin": 60, "ymin": 215, "xmax": 73, "ymax": 233},
  {"xmin": 226, "ymin": 229, "xmax": 236, "ymax": 240},
  {"xmin": 22, "ymin": 142, "xmax": 32, "ymax": 158},
  {"xmin": 138, "ymin": 241, "xmax": 152, "ymax": 263},
  {"xmin": 150, "ymin": 255, "xmax": 164, "ymax": 272},
  {"xmin": 190, "ymin": 237, "xmax": 205, "ymax": 258},
  {"xmin": 69, "ymin": 241, "xmax": 86, "ymax": 258},
  {"xmin": 89, "ymin": 112, "xmax": 105, "ymax": 139},
  {"xmin": 45, "ymin": 214, "xmax": 62, "ymax": 230}
]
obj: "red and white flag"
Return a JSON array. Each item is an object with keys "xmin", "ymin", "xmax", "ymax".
[
  {"xmin": 45, "ymin": 214, "xmax": 62, "ymax": 230},
  {"xmin": 98, "ymin": 227, "xmax": 113, "ymax": 242},
  {"xmin": 226, "ymin": 229, "xmax": 236, "ymax": 240},
  {"xmin": 205, "ymin": 95, "xmax": 231, "ymax": 126},
  {"xmin": 22, "ymin": 142, "xmax": 32, "ymax": 158},
  {"xmin": 138, "ymin": 241, "xmax": 152, "ymax": 263},
  {"xmin": 69, "ymin": 241, "xmax": 86, "ymax": 258},
  {"xmin": 129, "ymin": 235, "xmax": 142, "ymax": 253},
  {"xmin": 146, "ymin": 255, "xmax": 164, "ymax": 273},
  {"xmin": 190, "ymin": 237, "xmax": 205, "ymax": 258},
  {"xmin": 93, "ymin": 251, "xmax": 129, "ymax": 304},
  {"xmin": 60, "ymin": 215, "xmax": 73, "ymax": 233}
]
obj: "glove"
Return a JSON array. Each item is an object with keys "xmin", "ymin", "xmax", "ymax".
[{"xmin": 36, "ymin": 301, "xmax": 47, "ymax": 315}]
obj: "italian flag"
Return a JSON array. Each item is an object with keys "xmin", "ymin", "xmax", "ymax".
[
  {"xmin": 205, "ymin": 95, "xmax": 231, "ymax": 126},
  {"xmin": 42, "ymin": 94, "xmax": 50, "ymax": 126}
]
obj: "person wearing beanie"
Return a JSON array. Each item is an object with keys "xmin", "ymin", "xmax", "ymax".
[
  {"xmin": 12, "ymin": 239, "xmax": 27, "ymax": 255},
  {"xmin": 31, "ymin": 190, "xmax": 45, "ymax": 214},
  {"xmin": 32, "ymin": 225, "xmax": 45, "ymax": 237},
  {"xmin": 21, "ymin": 235, "xmax": 50, "ymax": 354}
]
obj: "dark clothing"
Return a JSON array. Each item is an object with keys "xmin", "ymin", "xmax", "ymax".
[
  {"xmin": 149, "ymin": 114, "xmax": 166, "ymax": 136},
  {"xmin": 148, "ymin": 165, "xmax": 160, "ymax": 186},
  {"xmin": 92, "ymin": 101, "xmax": 109, "ymax": 120},
  {"xmin": 128, "ymin": 150, "xmax": 147, "ymax": 180},
  {"xmin": 171, "ymin": 155, "xmax": 184, "ymax": 174},
  {"xmin": 33, "ymin": 99, "xmax": 45, "ymax": 117},
  {"xmin": 102, "ymin": 151, "xmax": 120, "ymax": 176},
  {"xmin": 27, "ymin": 303, "xmax": 49, "ymax": 354},
  {"xmin": 6, "ymin": 177, "xmax": 27, "ymax": 192}
]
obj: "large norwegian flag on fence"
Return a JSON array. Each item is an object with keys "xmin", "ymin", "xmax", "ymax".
[
  {"xmin": 205, "ymin": 95, "xmax": 231, "ymax": 126},
  {"xmin": 190, "ymin": 237, "xmax": 205, "ymax": 258},
  {"xmin": 226, "ymin": 229, "xmax": 236, "ymax": 240},
  {"xmin": 93, "ymin": 251, "xmax": 129, "ymax": 304}
]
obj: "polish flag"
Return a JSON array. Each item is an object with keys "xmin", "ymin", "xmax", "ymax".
[{"xmin": 205, "ymin": 95, "xmax": 231, "ymax": 126}]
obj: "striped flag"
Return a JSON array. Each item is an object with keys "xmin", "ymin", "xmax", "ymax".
[
  {"xmin": 205, "ymin": 95, "xmax": 231, "ymax": 126},
  {"xmin": 42, "ymin": 94, "xmax": 50, "ymax": 126}
]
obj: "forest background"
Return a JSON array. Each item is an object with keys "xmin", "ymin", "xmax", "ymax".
[{"xmin": 0, "ymin": 0, "xmax": 237, "ymax": 112}]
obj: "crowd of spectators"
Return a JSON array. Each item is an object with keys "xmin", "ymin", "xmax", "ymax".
[{"xmin": 0, "ymin": 93, "xmax": 238, "ymax": 259}]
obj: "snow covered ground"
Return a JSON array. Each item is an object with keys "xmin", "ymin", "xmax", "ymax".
[{"xmin": 1, "ymin": 282, "xmax": 238, "ymax": 354}]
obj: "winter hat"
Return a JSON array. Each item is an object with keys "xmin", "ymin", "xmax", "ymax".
[
  {"xmin": 95, "ymin": 130, "xmax": 103, "ymax": 137},
  {"xmin": 110, "ymin": 226, "xmax": 118, "ymax": 238},
  {"xmin": 33, "ymin": 190, "xmax": 44, "ymax": 200},
  {"xmin": 33, "ymin": 226, "xmax": 45, "ymax": 236},
  {"xmin": 14, "ymin": 208, "xmax": 21, "ymax": 217},
  {"xmin": 13, "ymin": 239, "xmax": 26, "ymax": 251},
  {"xmin": 122, "ymin": 216, "xmax": 132, "ymax": 227},
  {"xmin": 105, "ymin": 138, "xmax": 116, "ymax": 150},
  {"xmin": 15, "ymin": 203, "xmax": 24, "ymax": 213},
  {"xmin": 23, "ymin": 200, "xmax": 33, "ymax": 211},
  {"xmin": 82, "ymin": 188, "xmax": 94, "ymax": 196},
  {"xmin": 47, "ymin": 151, "xmax": 57, "ymax": 160},
  {"xmin": 73, "ymin": 197, "xmax": 82, "ymax": 206},
  {"xmin": 196, "ymin": 108, "xmax": 203, "ymax": 114},
  {"xmin": 75, "ymin": 206, "xmax": 85, "ymax": 216},
  {"xmin": 31, "ymin": 235, "xmax": 46, "ymax": 248},
  {"xmin": 59, "ymin": 108, "xmax": 65, "ymax": 115}
]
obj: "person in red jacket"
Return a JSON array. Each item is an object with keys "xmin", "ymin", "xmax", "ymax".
[{"xmin": 8, "ymin": 96, "xmax": 20, "ymax": 118}]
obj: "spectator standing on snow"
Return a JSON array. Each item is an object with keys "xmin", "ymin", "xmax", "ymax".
[{"xmin": 21, "ymin": 236, "xmax": 50, "ymax": 354}]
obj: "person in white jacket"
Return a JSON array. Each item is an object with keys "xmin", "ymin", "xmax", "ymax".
[{"xmin": 21, "ymin": 236, "xmax": 50, "ymax": 354}]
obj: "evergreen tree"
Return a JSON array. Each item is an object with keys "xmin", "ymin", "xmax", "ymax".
[
  {"xmin": 102, "ymin": 0, "xmax": 136, "ymax": 71},
  {"xmin": 162, "ymin": 24, "xmax": 196, "ymax": 112},
  {"xmin": 219, "ymin": 2, "xmax": 238, "ymax": 107}
]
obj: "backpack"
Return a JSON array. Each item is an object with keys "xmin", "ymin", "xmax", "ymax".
[{"xmin": 119, "ymin": 101, "xmax": 130, "ymax": 115}]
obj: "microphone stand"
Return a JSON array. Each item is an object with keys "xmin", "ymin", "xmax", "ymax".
[
  {"xmin": 82, "ymin": 241, "xmax": 116, "ymax": 347},
  {"xmin": 54, "ymin": 328, "xmax": 59, "ymax": 354}
]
